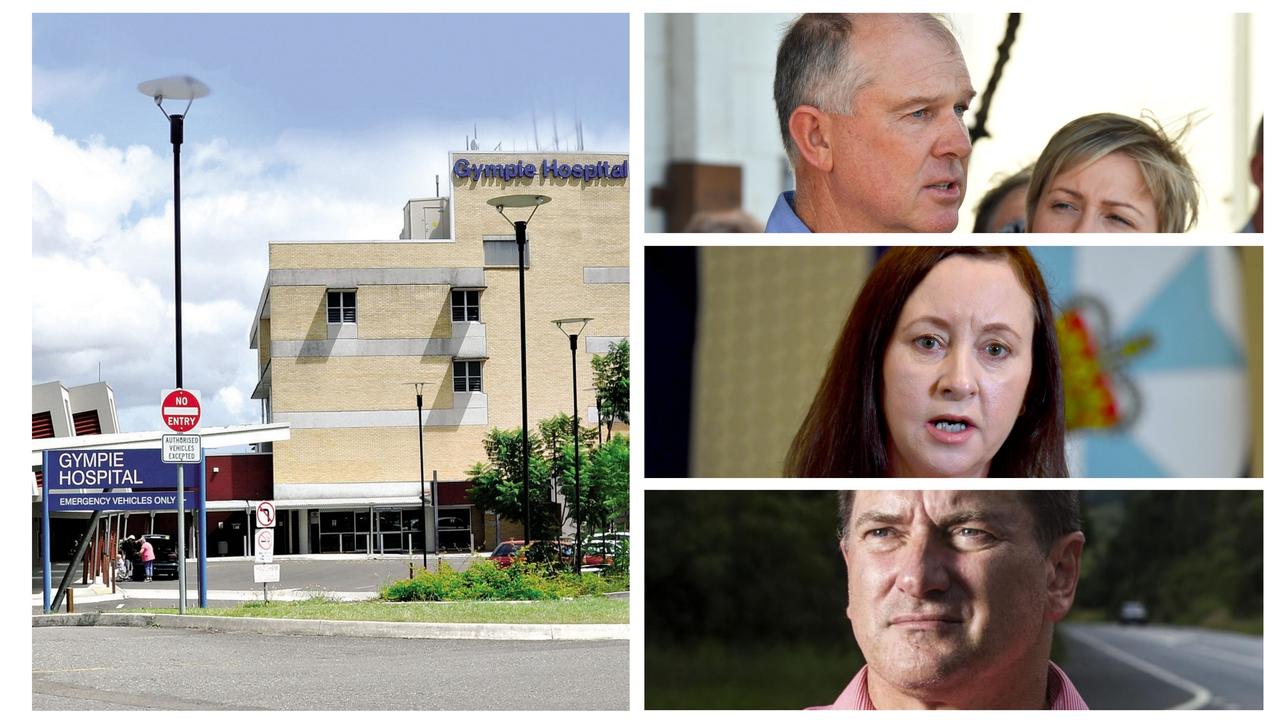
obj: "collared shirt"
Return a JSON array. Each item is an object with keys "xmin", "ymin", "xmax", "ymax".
[
  {"xmin": 765, "ymin": 191, "xmax": 813, "ymax": 233},
  {"xmin": 810, "ymin": 661, "xmax": 1089, "ymax": 710}
]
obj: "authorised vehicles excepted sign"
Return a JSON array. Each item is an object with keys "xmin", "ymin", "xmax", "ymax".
[{"xmin": 162, "ymin": 434, "xmax": 202, "ymax": 464}]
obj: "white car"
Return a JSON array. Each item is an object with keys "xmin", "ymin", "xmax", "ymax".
[{"xmin": 1120, "ymin": 601, "xmax": 1149, "ymax": 625}]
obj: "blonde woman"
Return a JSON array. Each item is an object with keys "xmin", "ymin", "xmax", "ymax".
[{"xmin": 1027, "ymin": 113, "xmax": 1198, "ymax": 233}]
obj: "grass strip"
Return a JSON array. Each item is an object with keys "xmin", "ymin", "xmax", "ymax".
[{"xmin": 125, "ymin": 595, "xmax": 629, "ymax": 625}]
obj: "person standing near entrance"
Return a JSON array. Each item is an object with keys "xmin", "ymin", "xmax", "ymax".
[{"xmin": 139, "ymin": 536, "xmax": 155, "ymax": 582}]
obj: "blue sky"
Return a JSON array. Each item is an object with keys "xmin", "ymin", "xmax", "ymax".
[
  {"xmin": 34, "ymin": 14, "xmax": 629, "ymax": 153},
  {"xmin": 31, "ymin": 13, "xmax": 629, "ymax": 436}
]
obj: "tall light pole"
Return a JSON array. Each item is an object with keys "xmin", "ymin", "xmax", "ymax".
[
  {"xmin": 488, "ymin": 194, "xmax": 550, "ymax": 545},
  {"xmin": 553, "ymin": 317, "xmax": 591, "ymax": 574},
  {"xmin": 139, "ymin": 74, "xmax": 209, "ymax": 614},
  {"xmin": 407, "ymin": 382, "xmax": 430, "ymax": 568},
  {"xmin": 138, "ymin": 75, "xmax": 209, "ymax": 393}
]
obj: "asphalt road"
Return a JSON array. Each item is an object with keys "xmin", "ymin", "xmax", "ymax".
[
  {"xmin": 1057, "ymin": 622, "xmax": 1262, "ymax": 710},
  {"xmin": 33, "ymin": 625, "xmax": 629, "ymax": 710}
]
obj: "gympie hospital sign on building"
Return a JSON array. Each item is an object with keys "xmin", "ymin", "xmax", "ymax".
[{"xmin": 453, "ymin": 157, "xmax": 629, "ymax": 183}]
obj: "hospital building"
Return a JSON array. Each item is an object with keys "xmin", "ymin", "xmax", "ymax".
[{"xmin": 247, "ymin": 150, "xmax": 630, "ymax": 555}]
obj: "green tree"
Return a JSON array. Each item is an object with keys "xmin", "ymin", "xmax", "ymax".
[
  {"xmin": 591, "ymin": 339, "xmax": 629, "ymax": 441},
  {"xmin": 468, "ymin": 416, "xmax": 602, "ymax": 543},
  {"xmin": 466, "ymin": 428, "xmax": 558, "ymax": 541},
  {"xmin": 574, "ymin": 434, "xmax": 629, "ymax": 534},
  {"xmin": 538, "ymin": 413, "xmax": 599, "ymax": 534}
]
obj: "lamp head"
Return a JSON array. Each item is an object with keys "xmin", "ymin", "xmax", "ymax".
[
  {"xmin": 138, "ymin": 75, "xmax": 210, "ymax": 118},
  {"xmin": 552, "ymin": 317, "xmax": 593, "ymax": 338}
]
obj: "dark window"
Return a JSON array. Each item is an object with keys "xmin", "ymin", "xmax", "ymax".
[
  {"xmin": 451, "ymin": 289, "xmax": 480, "ymax": 322},
  {"xmin": 453, "ymin": 360, "xmax": 483, "ymax": 392},
  {"xmin": 72, "ymin": 410, "xmax": 101, "ymax": 436},
  {"xmin": 326, "ymin": 290, "xmax": 356, "ymax": 323},
  {"xmin": 483, "ymin": 235, "xmax": 531, "ymax": 268},
  {"xmin": 32, "ymin": 412, "xmax": 54, "ymax": 439}
]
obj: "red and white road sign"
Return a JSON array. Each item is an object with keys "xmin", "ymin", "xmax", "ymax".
[
  {"xmin": 161, "ymin": 389, "xmax": 202, "ymax": 433},
  {"xmin": 255, "ymin": 529, "xmax": 275, "ymax": 564},
  {"xmin": 256, "ymin": 500, "xmax": 276, "ymax": 528}
]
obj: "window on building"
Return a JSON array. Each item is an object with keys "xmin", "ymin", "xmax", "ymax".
[
  {"xmin": 482, "ymin": 235, "xmax": 532, "ymax": 268},
  {"xmin": 451, "ymin": 289, "xmax": 480, "ymax": 322},
  {"xmin": 453, "ymin": 360, "xmax": 483, "ymax": 392},
  {"xmin": 72, "ymin": 410, "xmax": 101, "ymax": 436},
  {"xmin": 32, "ymin": 411, "xmax": 54, "ymax": 439},
  {"xmin": 327, "ymin": 290, "xmax": 356, "ymax": 323}
]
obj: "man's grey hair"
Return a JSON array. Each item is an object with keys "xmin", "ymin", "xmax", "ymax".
[
  {"xmin": 836, "ymin": 490, "xmax": 1081, "ymax": 555},
  {"xmin": 773, "ymin": 14, "xmax": 959, "ymax": 164}
]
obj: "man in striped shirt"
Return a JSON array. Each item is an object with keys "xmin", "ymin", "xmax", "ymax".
[{"xmin": 815, "ymin": 491, "xmax": 1088, "ymax": 710}]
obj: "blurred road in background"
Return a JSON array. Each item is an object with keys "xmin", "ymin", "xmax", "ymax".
[{"xmin": 1058, "ymin": 622, "xmax": 1262, "ymax": 710}]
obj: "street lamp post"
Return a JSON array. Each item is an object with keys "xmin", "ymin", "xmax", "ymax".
[
  {"xmin": 488, "ymin": 195, "xmax": 551, "ymax": 545},
  {"xmin": 139, "ymin": 74, "xmax": 209, "ymax": 614},
  {"xmin": 410, "ymin": 382, "xmax": 430, "ymax": 568},
  {"xmin": 553, "ymin": 317, "xmax": 592, "ymax": 574},
  {"xmin": 139, "ymin": 75, "xmax": 209, "ymax": 392}
]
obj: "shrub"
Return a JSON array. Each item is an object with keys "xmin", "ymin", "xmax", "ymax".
[
  {"xmin": 605, "ymin": 540, "xmax": 630, "ymax": 577},
  {"xmin": 383, "ymin": 561, "xmax": 556, "ymax": 601},
  {"xmin": 380, "ymin": 558, "xmax": 630, "ymax": 601}
]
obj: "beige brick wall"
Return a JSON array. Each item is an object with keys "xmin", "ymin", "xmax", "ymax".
[
  {"xmin": 359, "ymin": 285, "xmax": 452, "ymax": 339},
  {"xmin": 270, "ymin": 286, "xmax": 329, "ymax": 341},
  {"xmin": 449, "ymin": 152, "xmax": 629, "ymax": 430},
  {"xmin": 270, "ymin": 242, "xmax": 481, "ymax": 270},
  {"xmin": 274, "ymin": 425, "xmax": 493, "ymax": 485},
  {"xmin": 273, "ymin": 356, "xmax": 454, "ymax": 413}
]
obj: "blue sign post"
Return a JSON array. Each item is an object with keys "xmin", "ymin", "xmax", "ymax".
[
  {"xmin": 40, "ymin": 448, "xmax": 202, "ymax": 614},
  {"xmin": 198, "ymin": 453, "xmax": 207, "ymax": 608}
]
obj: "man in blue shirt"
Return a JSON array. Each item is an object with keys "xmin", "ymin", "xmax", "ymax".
[{"xmin": 768, "ymin": 14, "xmax": 975, "ymax": 233}]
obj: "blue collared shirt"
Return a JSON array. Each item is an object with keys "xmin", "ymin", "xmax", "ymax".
[{"xmin": 765, "ymin": 191, "xmax": 812, "ymax": 233}]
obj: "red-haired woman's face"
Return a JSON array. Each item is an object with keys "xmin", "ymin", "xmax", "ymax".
[{"xmin": 882, "ymin": 256, "xmax": 1035, "ymax": 477}]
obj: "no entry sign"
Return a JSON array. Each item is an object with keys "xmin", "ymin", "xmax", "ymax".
[{"xmin": 162, "ymin": 389, "xmax": 201, "ymax": 432}]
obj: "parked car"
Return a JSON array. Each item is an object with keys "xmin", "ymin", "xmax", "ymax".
[
  {"xmin": 488, "ymin": 539, "xmax": 610, "ymax": 570},
  {"xmin": 1119, "ymin": 600, "xmax": 1149, "ymax": 625},
  {"xmin": 489, "ymin": 540, "xmax": 526, "ymax": 568},
  {"xmin": 137, "ymin": 534, "xmax": 180, "ymax": 580},
  {"xmin": 587, "ymin": 531, "xmax": 629, "ymax": 546}
]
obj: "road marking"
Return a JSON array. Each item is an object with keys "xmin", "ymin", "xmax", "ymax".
[
  {"xmin": 1106, "ymin": 626, "xmax": 1260, "ymax": 669},
  {"xmin": 1186, "ymin": 643, "xmax": 1261, "ymax": 669},
  {"xmin": 1062, "ymin": 626, "xmax": 1211, "ymax": 710}
]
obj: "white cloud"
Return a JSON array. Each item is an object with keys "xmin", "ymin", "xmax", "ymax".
[
  {"xmin": 217, "ymin": 385, "xmax": 245, "ymax": 417},
  {"xmin": 32, "ymin": 112, "xmax": 629, "ymax": 433}
]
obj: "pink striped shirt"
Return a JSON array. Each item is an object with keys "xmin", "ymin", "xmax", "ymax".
[{"xmin": 811, "ymin": 661, "xmax": 1089, "ymax": 710}]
